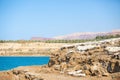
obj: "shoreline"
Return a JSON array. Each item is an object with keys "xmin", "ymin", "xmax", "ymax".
[
  {"xmin": 0, "ymin": 38, "xmax": 120, "ymax": 80},
  {"xmin": 0, "ymin": 55, "xmax": 50, "ymax": 57}
]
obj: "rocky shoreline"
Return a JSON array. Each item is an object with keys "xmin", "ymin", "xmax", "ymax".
[
  {"xmin": 48, "ymin": 38, "xmax": 120, "ymax": 77},
  {"xmin": 0, "ymin": 38, "xmax": 120, "ymax": 80}
]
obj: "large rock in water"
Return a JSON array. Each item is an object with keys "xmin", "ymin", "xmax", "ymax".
[{"xmin": 48, "ymin": 38, "xmax": 120, "ymax": 77}]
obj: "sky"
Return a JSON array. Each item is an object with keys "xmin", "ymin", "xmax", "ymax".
[{"xmin": 0, "ymin": 0, "xmax": 120, "ymax": 40}]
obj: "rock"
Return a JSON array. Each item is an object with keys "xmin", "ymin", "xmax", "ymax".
[
  {"xmin": 117, "ymin": 54, "xmax": 120, "ymax": 59},
  {"xmin": 112, "ymin": 53, "xmax": 120, "ymax": 59},
  {"xmin": 48, "ymin": 59, "xmax": 56, "ymax": 67},
  {"xmin": 73, "ymin": 73, "xmax": 86, "ymax": 77},
  {"xmin": 12, "ymin": 70, "xmax": 20, "ymax": 75},
  {"xmin": 68, "ymin": 70, "xmax": 86, "ymax": 77},
  {"xmin": 113, "ymin": 61, "xmax": 120, "ymax": 73},
  {"xmin": 33, "ymin": 78, "xmax": 44, "ymax": 80},
  {"xmin": 89, "ymin": 62, "xmax": 108, "ymax": 76},
  {"xmin": 73, "ymin": 65, "xmax": 81, "ymax": 71},
  {"xmin": 47, "ymin": 38, "xmax": 120, "ymax": 77},
  {"xmin": 0, "ymin": 72, "xmax": 16, "ymax": 80},
  {"xmin": 107, "ymin": 61, "xmax": 120, "ymax": 73},
  {"xmin": 60, "ymin": 47, "xmax": 66, "ymax": 50},
  {"xmin": 25, "ymin": 74, "xmax": 31, "ymax": 79},
  {"xmin": 84, "ymin": 70, "xmax": 91, "ymax": 75},
  {"xmin": 60, "ymin": 62, "xmax": 67, "ymax": 72},
  {"xmin": 53, "ymin": 65, "xmax": 61, "ymax": 70},
  {"xmin": 107, "ymin": 61, "xmax": 113, "ymax": 73},
  {"xmin": 60, "ymin": 45, "xmax": 75, "ymax": 50},
  {"xmin": 102, "ymin": 73, "xmax": 109, "ymax": 76},
  {"xmin": 25, "ymin": 72, "xmax": 44, "ymax": 80},
  {"xmin": 66, "ymin": 50, "xmax": 74, "ymax": 57},
  {"xmin": 68, "ymin": 71, "xmax": 77, "ymax": 75},
  {"xmin": 12, "ymin": 70, "xmax": 27, "ymax": 75},
  {"xmin": 77, "ymin": 45, "xmax": 95, "ymax": 51},
  {"xmin": 75, "ymin": 70, "xmax": 83, "ymax": 73},
  {"xmin": 105, "ymin": 47, "xmax": 120, "ymax": 54}
]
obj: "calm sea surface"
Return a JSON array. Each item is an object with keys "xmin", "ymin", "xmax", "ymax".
[{"xmin": 0, "ymin": 56, "xmax": 50, "ymax": 71}]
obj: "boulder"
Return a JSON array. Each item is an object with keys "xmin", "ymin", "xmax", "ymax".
[
  {"xmin": 105, "ymin": 47, "xmax": 120, "ymax": 54},
  {"xmin": 113, "ymin": 61, "xmax": 120, "ymax": 73},
  {"xmin": 68, "ymin": 70, "xmax": 86, "ymax": 77},
  {"xmin": 60, "ymin": 62, "xmax": 67, "ymax": 72},
  {"xmin": 53, "ymin": 65, "xmax": 61, "ymax": 71}
]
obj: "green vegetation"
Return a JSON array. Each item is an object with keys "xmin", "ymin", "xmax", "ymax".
[
  {"xmin": 0, "ymin": 34, "xmax": 120, "ymax": 43},
  {"xmin": 45, "ymin": 39, "xmax": 92, "ymax": 43},
  {"xmin": 45, "ymin": 34, "xmax": 120, "ymax": 43},
  {"xmin": 0, "ymin": 40, "xmax": 5, "ymax": 43},
  {"xmin": 95, "ymin": 34, "xmax": 120, "ymax": 40}
]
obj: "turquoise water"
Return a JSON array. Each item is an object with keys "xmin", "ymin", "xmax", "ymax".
[{"xmin": 0, "ymin": 56, "xmax": 50, "ymax": 71}]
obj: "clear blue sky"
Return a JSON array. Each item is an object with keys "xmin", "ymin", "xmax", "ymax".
[{"xmin": 0, "ymin": 0, "xmax": 120, "ymax": 40}]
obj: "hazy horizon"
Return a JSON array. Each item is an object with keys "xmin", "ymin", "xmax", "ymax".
[{"xmin": 0, "ymin": 0, "xmax": 120, "ymax": 40}]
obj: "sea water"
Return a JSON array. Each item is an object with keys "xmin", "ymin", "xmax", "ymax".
[{"xmin": 0, "ymin": 56, "xmax": 50, "ymax": 71}]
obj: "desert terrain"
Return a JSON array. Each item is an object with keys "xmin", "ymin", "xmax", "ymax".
[
  {"xmin": 0, "ymin": 42, "xmax": 71, "ymax": 56},
  {"xmin": 0, "ymin": 38, "xmax": 120, "ymax": 80}
]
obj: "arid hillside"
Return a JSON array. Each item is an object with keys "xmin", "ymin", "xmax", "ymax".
[{"xmin": 31, "ymin": 30, "xmax": 120, "ymax": 40}]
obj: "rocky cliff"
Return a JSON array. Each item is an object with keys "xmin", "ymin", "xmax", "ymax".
[{"xmin": 48, "ymin": 38, "xmax": 120, "ymax": 77}]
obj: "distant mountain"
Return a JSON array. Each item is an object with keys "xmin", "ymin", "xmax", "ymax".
[{"xmin": 31, "ymin": 30, "xmax": 120, "ymax": 40}]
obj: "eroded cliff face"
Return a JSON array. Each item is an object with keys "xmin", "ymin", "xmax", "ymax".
[{"xmin": 48, "ymin": 38, "xmax": 120, "ymax": 77}]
